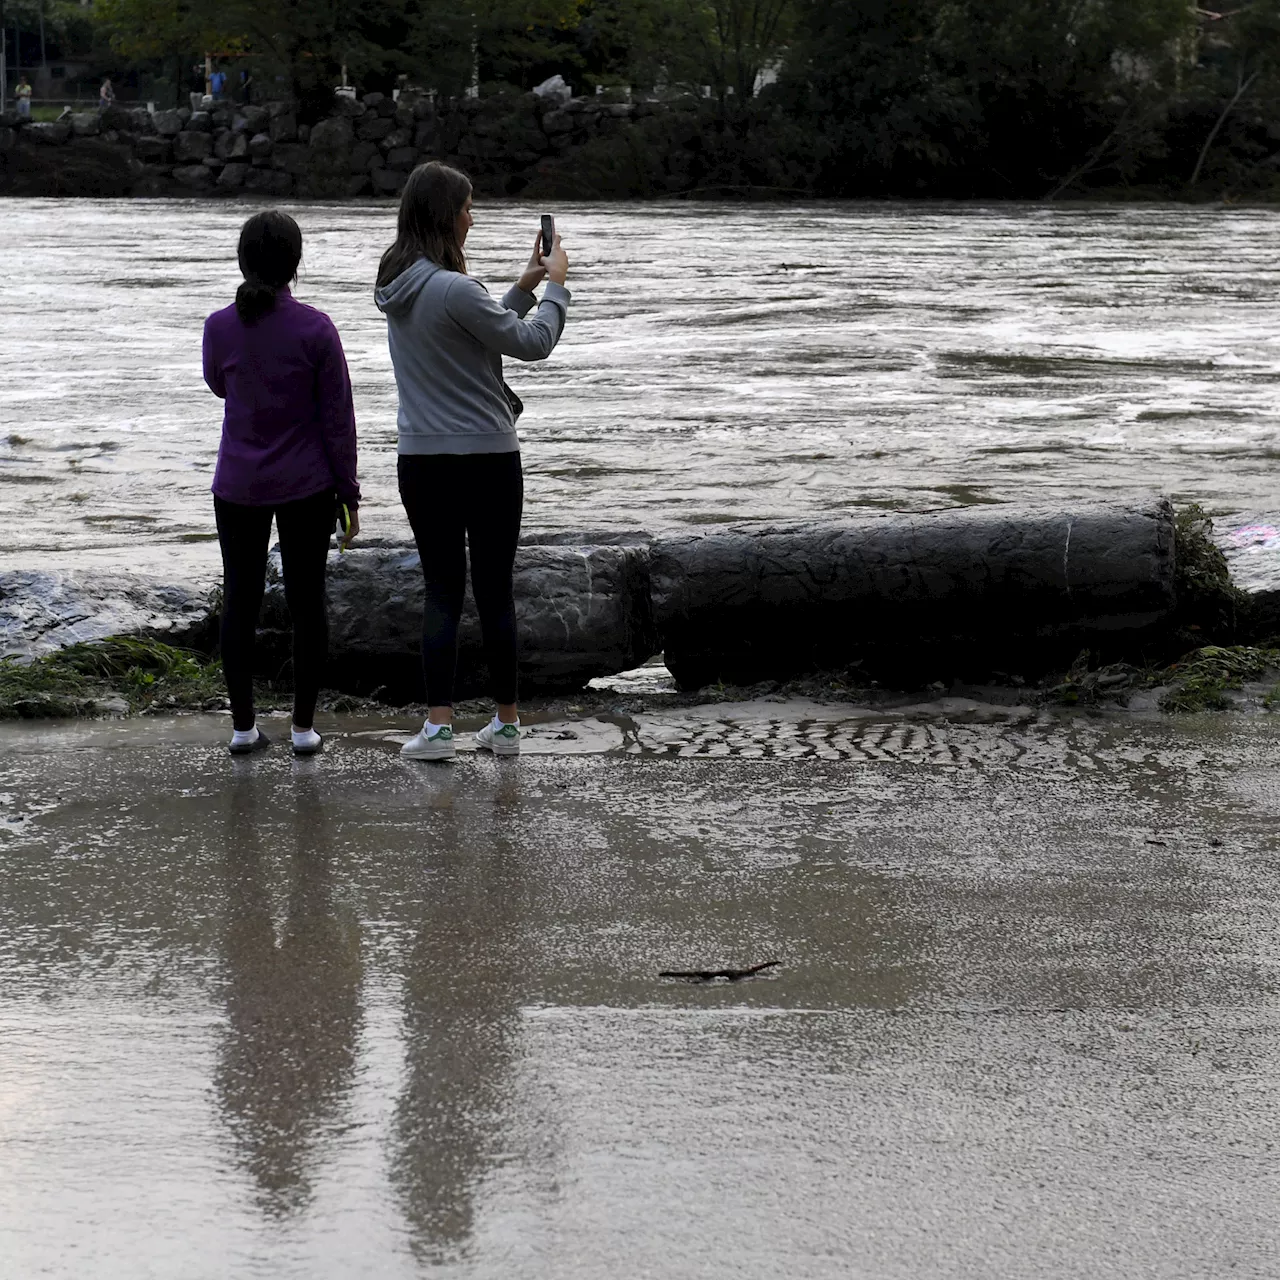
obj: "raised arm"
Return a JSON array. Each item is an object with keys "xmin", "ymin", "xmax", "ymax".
[{"xmin": 444, "ymin": 274, "xmax": 571, "ymax": 363}]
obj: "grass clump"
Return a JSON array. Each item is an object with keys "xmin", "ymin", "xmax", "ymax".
[
  {"xmin": 1172, "ymin": 503, "xmax": 1243, "ymax": 644},
  {"xmin": 1157, "ymin": 645, "xmax": 1280, "ymax": 713},
  {"xmin": 0, "ymin": 637, "xmax": 224, "ymax": 719},
  {"xmin": 1045, "ymin": 650, "xmax": 1142, "ymax": 706}
]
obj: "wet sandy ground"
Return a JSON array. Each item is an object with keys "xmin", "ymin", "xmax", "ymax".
[{"xmin": 3, "ymin": 703, "xmax": 1280, "ymax": 1277}]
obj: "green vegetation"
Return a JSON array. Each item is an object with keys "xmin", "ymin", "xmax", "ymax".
[
  {"xmin": 10, "ymin": 0, "xmax": 1277, "ymax": 199},
  {"xmin": 1046, "ymin": 644, "xmax": 1280, "ymax": 712},
  {"xmin": 1158, "ymin": 645, "xmax": 1280, "ymax": 713},
  {"xmin": 0, "ymin": 636, "xmax": 225, "ymax": 719},
  {"xmin": 1171, "ymin": 502, "xmax": 1243, "ymax": 644}
]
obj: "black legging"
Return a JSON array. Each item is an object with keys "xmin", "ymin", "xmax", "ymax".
[
  {"xmin": 398, "ymin": 452, "xmax": 522, "ymax": 707},
  {"xmin": 214, "ymin": 489, "xmax": 335, "ymax": 731}
]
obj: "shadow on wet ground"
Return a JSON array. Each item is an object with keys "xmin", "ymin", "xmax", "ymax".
[{"xmin": 2, "ymin": 704, "xmax": 1279, "ymax": 1277}]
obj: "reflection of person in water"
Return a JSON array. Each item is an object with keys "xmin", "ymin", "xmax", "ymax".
[
  {"xmin": 390, "ymin": 772, "xmax": 525, "ymax": 1260},
  {"xmin": 214, "ymin": 773, "xmax": 362, "ymax": 1214}
]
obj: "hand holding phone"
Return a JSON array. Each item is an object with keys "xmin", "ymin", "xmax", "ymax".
[{"xmin": 540, "ymin": 214, "xmax": 555, "ymax": 258}]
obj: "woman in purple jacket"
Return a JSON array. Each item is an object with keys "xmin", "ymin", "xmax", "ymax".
[{"xmin": 203, "ymin": 211, "xmax": 361, "ymax": 757}]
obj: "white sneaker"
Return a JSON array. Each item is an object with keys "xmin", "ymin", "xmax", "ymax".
[
  {"xmin": 476, "ymin": 720, "xmax": 521, "ymax": 756},
  {"xmin": 400, "ymin": 724, "xmax": 455, "ymax": 761}
]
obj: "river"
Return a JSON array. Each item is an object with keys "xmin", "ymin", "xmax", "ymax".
[{"xmin": 1, "ymin": 198, "xmax": 1277, "ymax": 582}]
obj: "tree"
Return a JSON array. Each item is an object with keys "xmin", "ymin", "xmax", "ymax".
[{"xmin": 1187, "ymin": 1, "xmax": 1280, "ymax": 187}]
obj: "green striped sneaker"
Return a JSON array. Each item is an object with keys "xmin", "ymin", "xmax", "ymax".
[
  {"xmin": 400, "ymin": 724, "xmax": 455, "ymax": 762},
  {"xmin": 476, "ymin": 720, "xmax": 521, "ymax": 756}
]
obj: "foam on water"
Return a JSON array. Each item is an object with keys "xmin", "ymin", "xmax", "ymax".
[{"xmin": 3, "ymin": 198, "xmax": 1279, "ymax": 583}]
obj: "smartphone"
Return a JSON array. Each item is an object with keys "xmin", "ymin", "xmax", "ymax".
[{"xmin": 540, "ymin": 214, "xmax": 555, "ymax": 257}]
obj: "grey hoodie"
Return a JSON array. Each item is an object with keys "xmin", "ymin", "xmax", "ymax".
[{"xmin": 374, "ymin": 257, "xmax": 571, "ymax": 455}]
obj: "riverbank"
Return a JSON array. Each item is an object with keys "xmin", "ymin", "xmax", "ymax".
[
  {"xmin": 3, "ymin": 502, "xmax": 1278, "ymax": 721},
  {"xmin": 3, "ymin": 86, "xmax": 1278, "ymax": 203},
  {"xmin": 0, "ymin": 89, "xmax": 742, "ymax": 201}
]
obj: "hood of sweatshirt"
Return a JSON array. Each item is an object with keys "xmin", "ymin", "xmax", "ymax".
[{"xmin": 375, "ymin": 257, "xmax": 441, "ymax": 317}]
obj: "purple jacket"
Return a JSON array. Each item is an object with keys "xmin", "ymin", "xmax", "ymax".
[{"xmin": 203, "ymin": 290, "xmax": 361, "ymax": 509}]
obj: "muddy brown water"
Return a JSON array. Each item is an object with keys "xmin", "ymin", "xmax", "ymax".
[
  {"xmin": 2, "ymin": 200, "xmax": 1279, "ymax": 583},
  {"xmin": 2, "ymin": 704, "xmax": 1279, "ymax": 1277}
]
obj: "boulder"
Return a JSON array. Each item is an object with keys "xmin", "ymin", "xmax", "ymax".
[
  {"xmin": 357, "ymin": 115, "xmax": 395, "ymax": 142},
  {"xmin": 533, "ymin": 74, "xmax": 572, "ymax": 105},
  {"xmin": 309, "ymin": 115, "xmax": 354, "ymax": 154},
  {"xmin": 248, "ymin": 132, "xmax": 273, "ymax": 159},
  {"xmin": 268, "ymin": 112, "xmax": 298, "ymax": 143},
  {"xmin": 385, "ymin": 146, "xmax": 418, "ymax": 170},
  {"xmin": 349, "ymin": 140, "xmax": 378, "ymax": 173},
  {"xmin": 217, "ymin": 162, "xmax": 249, "ymax": 188},
  {"xmin": 0, "ymin": 569, "xmax": 216, "ymax": 661},
  {"xmin": 380, "ymin": 127, "xmax": 412, "ymax": 152},
  {"xmin": 152, "ymin": 109, "xmax": 183, "ymax": 137},
  {"xmin": 0, "ymin": 127, "xmax": 16, "ymax": 152},
  {"xmin": 650, "ymin": 502, "xmax": 1178, "ymax": 688},
  {"xmin": 26, "ymin": 122, "xmax": 70, "ymax": 145},
  {"xmin": 173, "ymin": 130, "xmax": 213, "ymax": 162},
  {"xmin": 186, "ymin": 110, "xmax": 213, "ymax": 132},
  {"xmin": 243, "ymin": 167, "xmax": 292, "ymax": 195},
  {"xmin": 332, "ymin": 92, "xmax": 366, "ymax": 118},
  {"xmin": 172, "ymin": 163, "xmax": 215, "ymax": 188},
  {"xmin": 271, "ymin": 143, "xmax": 311, "ymax": 175},
  {"xmin": 233, "ymin": 106, "xmax": 270, "ymax": 135},
  {"xmin": 69, "ymin": 112, "xmax": 101, "ymax": 137},
  {"xmin": 134, "ymin": 136, "xmax": 173, "ymax": 163},
  {"xmin": 258, "ymin": 542, "xmax": 657, "ymax": 698},
  {"xmin": 215, "ymin": 131, "xmax": 248, "ymax": 161},
  {"xmin": 371, "ymin": 166, "xmax": 407, "ymax": 195}
]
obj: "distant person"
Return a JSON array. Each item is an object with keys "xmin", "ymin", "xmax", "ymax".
[
  {"xmin": 203, "ymin": 211, "xmax": 361, "ymax": 757},
  {"xmin": 374, "ymin": 162, "xmax": 570, "ymax": 762},
  {"xmin": 210, "ymin": 68, "xmax": 227, "ymax": 100},
  {"xmin": 99, "ymin": 78, "xmax": 115, "ymax": 112},
  {"xmin": 15, "ymin": 75, "xmax": 32, "ymax": 118}
]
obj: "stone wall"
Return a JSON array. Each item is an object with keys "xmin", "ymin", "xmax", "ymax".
[{"xmin": 0, "ymin": 88, "xmax": 676, "ymax": 200}]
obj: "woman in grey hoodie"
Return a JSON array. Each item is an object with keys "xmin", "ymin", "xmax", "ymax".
[{"xmin": 375, "ymin": 162, "xmax": 571, "ymax": 762}]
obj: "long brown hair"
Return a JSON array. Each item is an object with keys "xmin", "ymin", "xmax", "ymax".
[{"xmin": 376, "ymin": 162, "xmax": 472, "ymax": 288}]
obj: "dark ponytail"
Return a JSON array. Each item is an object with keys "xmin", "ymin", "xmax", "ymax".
[{"xmin": 235, "ymin": 210, "xmax": 303, "ymax": 324}]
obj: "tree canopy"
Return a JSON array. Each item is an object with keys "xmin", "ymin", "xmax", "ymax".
[{"xmin": 37, "ymin": 0, "xmax": 1280, "ymax": 197}]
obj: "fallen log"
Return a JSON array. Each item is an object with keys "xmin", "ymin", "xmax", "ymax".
[
  {"xmin": 259, "ymin": 541, "xmax": 657, "ymax": 699},
  {"xmin": 650, "ymin": 501, "xmax": 1176, "ymax": 690}
]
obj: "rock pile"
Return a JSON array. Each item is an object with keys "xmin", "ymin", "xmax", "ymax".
[{"xmin": 0, "ymin": 88, "xmax": 664, "ymax": 200}]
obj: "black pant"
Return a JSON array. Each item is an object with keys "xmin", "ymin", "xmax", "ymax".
[
  {"xmin": 398, "ymin": 452, "xmax": 523, "ymax": 707},
  {"xmin": 214, "ymin": 489, "xmax": 335, "ymax": 732}
]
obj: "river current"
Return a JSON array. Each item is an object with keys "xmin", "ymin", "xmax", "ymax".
[{"xmin": 1, "ymin": 198, "xmax": 1277, "ymax": 582}]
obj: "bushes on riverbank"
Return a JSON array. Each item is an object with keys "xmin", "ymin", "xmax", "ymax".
[{"xmin": 10, "ymin": 0, "xmax": 1277, "ymax": 201}]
